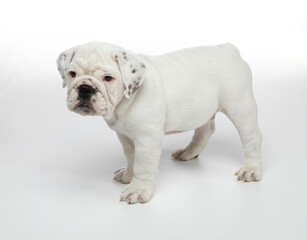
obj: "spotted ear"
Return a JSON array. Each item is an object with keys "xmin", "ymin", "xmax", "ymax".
[
  {"xmin": 56, "ymin": 45, "xmax": 79, "ymax": 88},
  {"xmin": 113, "ymin": 50, "xmax": 146, "ymax": 98}
]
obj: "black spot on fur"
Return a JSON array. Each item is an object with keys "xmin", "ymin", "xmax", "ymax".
[
  {"xmin": 132, "ymin": 86, "xmax": 138, "ymax": 94},
  {"xmin": 69, "ymin": 52, "xmax": 75, "ymax": 63}
]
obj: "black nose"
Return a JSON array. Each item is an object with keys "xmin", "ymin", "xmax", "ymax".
[{"xmin": 78, "ymin": 84, "xmax": 95, "ymax": 98}]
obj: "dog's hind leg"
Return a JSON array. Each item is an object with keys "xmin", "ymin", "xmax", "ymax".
[
  {"xmin": 172, "ymin": 117, "xmax": 215, "ymax": 161},
  {"xmin": 223, "ymin": 94, "xmax": 262, "ymax": 182}
]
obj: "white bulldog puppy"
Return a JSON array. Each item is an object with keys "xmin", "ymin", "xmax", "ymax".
[{"xmin": 57, "ymin": 42, "xmax": 262, "ymax": 204}]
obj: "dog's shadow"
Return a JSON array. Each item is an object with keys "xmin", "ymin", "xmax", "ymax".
[
  {"xmin": 52, "ymin": 136, "xmax": 243, "ymax": 193},
  {"xmin": 161, "ymin": 136, "xmax": 243, "ymax": 172}
]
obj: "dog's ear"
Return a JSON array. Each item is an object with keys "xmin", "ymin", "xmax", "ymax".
[
  {"xmin": 56, "ymin": 46, "xmax": 79, "ymax": 88},
  {"xmin": 112, "ymin": 50, "xmax": 146, "ymax": 98}
]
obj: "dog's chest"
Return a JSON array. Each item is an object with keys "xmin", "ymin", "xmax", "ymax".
[{"xmin": 104, "ymin": 115, "xmax": 129, "ymax": 136}]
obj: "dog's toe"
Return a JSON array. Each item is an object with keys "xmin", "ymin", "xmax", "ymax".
[
  {"xmin": 120, "ymin": 180, "xmax": 153, "ymax": 204},
  {"xmin": 235, "ymin": 164, "xmax": 261, "ymax": 182}
]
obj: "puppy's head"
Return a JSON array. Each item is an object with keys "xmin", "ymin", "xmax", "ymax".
[{"xmin": 56, "ymin": 42, "xmax": 146, "ymax": 117}]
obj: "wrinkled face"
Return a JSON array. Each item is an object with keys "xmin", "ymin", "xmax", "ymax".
[
  {"xmin": 66, "ymin": 72, "xmax": 116, "ymax": 116},
  {"xmin": 64, "ymin": 53, "xmax": 120, "ymax": 117},
  {"xmin": 56, "ymin": 42, "xmax": 146, "ymax": 117}
]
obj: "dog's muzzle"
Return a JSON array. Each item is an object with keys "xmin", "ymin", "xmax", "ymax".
[
  {"xmin": 76, "ymin": 84, "xmax": 96, "ymax": 113},
  {"xmin": 67, "ymin": 76, "xmax": 112, "ymax": 116}
]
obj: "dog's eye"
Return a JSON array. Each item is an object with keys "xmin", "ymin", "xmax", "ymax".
[
  {"xmin": 103, "ymin": 75, "xmax": 113, "ymax": 82},
  {"xmin": 69, "ymin": 71, "xmax": 76, "ymax": 78}
]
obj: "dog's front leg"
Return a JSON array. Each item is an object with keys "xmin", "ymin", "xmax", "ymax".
[
  {"xmin": 120, "ymin": 133, "xmax": 162, "ymax": 204},
  {"xmin": 113, "ymin": 133, "xmax": 134, "ymax": 184}
]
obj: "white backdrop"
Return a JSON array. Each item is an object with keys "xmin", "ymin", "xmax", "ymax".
[{"xmin": 0, "ymin": 0, "xmax": 307, "ymax": 240}]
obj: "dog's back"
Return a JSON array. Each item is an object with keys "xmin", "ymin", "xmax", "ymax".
[{"xmin": 140, "ymin": 44, "xmax": 251, "ymax": 132}]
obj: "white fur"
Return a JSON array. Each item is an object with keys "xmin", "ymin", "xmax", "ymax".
[{"xmin": 57, "ymin": 42, "xmax": 262, "ymax": 204}]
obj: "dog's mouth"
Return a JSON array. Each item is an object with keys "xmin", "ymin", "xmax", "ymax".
[
  {"xmin": 74, "ymin": 97, "xmax": 96, "ymax": 115},
  {"xmin": 77, "ymin": 103, "xmax": 93, "ymax": 112}
]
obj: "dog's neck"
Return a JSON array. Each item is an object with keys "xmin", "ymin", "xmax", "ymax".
[{"xmin": 103, "ymin": 91, "xmax": 136, "ymax": 122}]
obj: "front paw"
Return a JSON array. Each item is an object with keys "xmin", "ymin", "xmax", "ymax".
[
  {"xmin": 120, "ymin": 179, "xmax": 154, "ymax": 204},
  {"xmin": 113, "ymin": 168, "xmax": 133, "ymax": 184}
]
